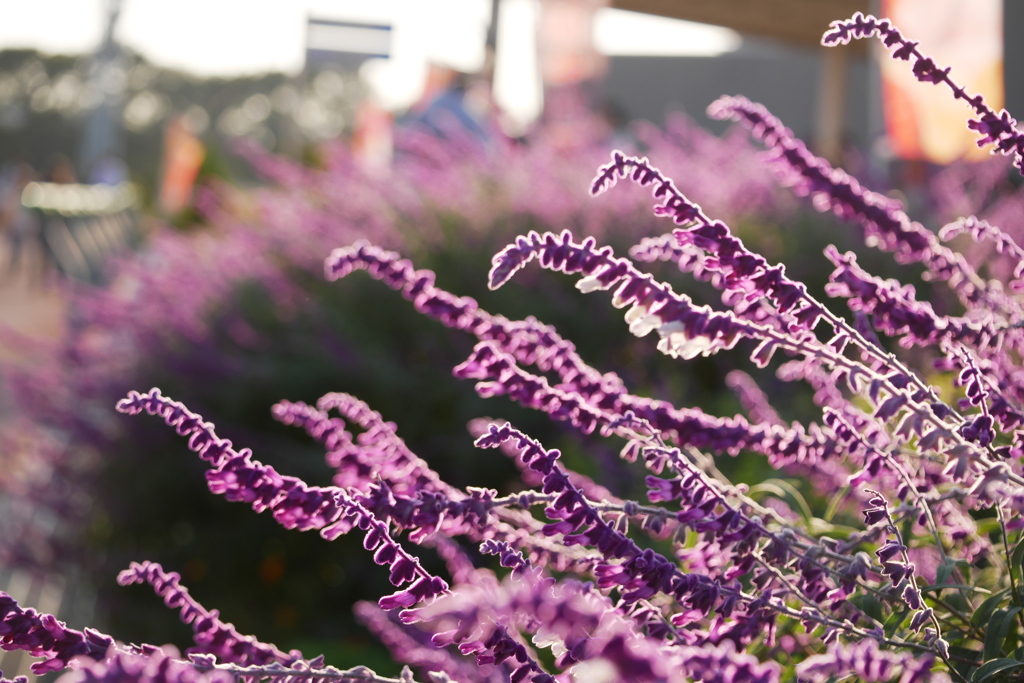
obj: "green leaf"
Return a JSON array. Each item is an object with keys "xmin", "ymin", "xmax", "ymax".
[
  {"xmin": 884, "ymin": 606, "xmax": 911, "ymax": 637},
  {"xmin": 900, "ymin": 514, "xmax": 915, "ymax": 551},
  {"xmin": 1012, "ymin": 539, "xmax": 1024, "ymax": 584},
  {"xmin": 973, "ymin": 590, "xmax": 1011, "ymax": 629},
  {"xmin": 984, "ymin": 607, "xmax": 1022, "ymax": 661},
  {"xmin": 971, "ymin": 657, "xmax": 1024, "ymax": 682},
  {"xmin": 756, "ymin": 478, "xmax": 814, "ymax": 523},
  {"xmin": 936, "ymin": 559, "xmax": 956, "ymax": 587},
  {"xmin": 851, "ymin": 593, "xmax": 884, "ymax": 625},
  {"xmin": 934, "ymin": 558, "xmax": 971, "ymax": 590},
  {"xmin": 747, "ymin": 482, "xmax": 788, "ymax": 499},
  {"xmin": 951, "ymin": 645, "xmax": 983, "ymax": 680},
  {"xmin": 975, "ymin": 518, "xmax": 1003, "ymax": 536},
  {"xmin": 823, "ymin": 485, "xmax": 849, "ymax": 523},
  {"xmin": 921, "ymin": 584, "xmax": 991, "ymax": 595}
]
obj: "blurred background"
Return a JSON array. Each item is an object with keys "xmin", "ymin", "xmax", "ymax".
[
  {"xmin": 0, "ymin": 0, "xmax": 1019, "ymax": 680},
  {"xmin": 0, "ymin": 0, "xmax": 1015, "ymax": 289}
]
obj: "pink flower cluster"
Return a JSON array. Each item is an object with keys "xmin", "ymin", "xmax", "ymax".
[{"xmin": 4, "ymin": 11, "xmax": 1024, "ymax": 683}]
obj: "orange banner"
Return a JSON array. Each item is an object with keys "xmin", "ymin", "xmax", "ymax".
[
  {"xmin": 159, "ymin": 116, "xmax": 206, "ymax": 216},
  {"xmin": 881, "ymin": 0, "xmax": 1003, "ymax": 164}
]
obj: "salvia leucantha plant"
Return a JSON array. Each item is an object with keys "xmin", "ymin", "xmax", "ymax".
[{"xmin": 5, "ymin": 13, "xmax": 1024, "ymax": 683}]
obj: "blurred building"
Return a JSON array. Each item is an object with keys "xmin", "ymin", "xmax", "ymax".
[
  {"xmin": 599, "ymin": 0, "xmax": 1011, "ymax": 167},
  {"xmin": 305, "ymin": 18, "xmax": 392, "ymax": 72},
  {"xmin": 598, "ymin": 0, "xmax": 872, "ymax": 160}
]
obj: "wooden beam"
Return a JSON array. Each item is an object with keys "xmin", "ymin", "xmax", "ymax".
[
  {"xmin": 815, "ymin": 45, "xmax": 849, "ymax": 163},
  {"xmin": 610, "ymin": 0, "xmax": 869, "ymax": 50}
]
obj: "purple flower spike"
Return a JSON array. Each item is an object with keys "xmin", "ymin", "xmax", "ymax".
[
  {"xmin": 798, "ymin": 639, "xmax": 934, "ymax": 683},
  {"xmin": 116, "ymin": 389, "xmax": 235, "ymax": 466},
  {"xmin": 487, "ymin": 230, "xmax": 755, "ymax": 361},
  {"xmin": 479, "ymin": 539, "xmax": 533, "ymax": 574},
  {"xmin": 118, "ymin": 390, "xmax": 448, "ymax": 613},
  {"xmin": 822, "ymin": 12, "xmax": 1024, "ymax": 173},
  {"xmin": 952, "ymin": 350, "xmax": 1002, "ymax": 450},
  {"xmin": 324, "ymin": 239, "xmax": 632, "ymax": 407},
  {"xmin": 325, "ymin": 240, "xmax": 834, "ymax": 465},
  {"xmin": 875, "ymin": 540, "xmax": 906, "ymax": 563},
  {"xmin": 0, "ymin": 591, "xmax": 114, "ymax": 675},
  {"xmin": 54, "ymin": 650, "xmax": 234, "ymax": 683},
  {"xmin": 823, "ymin": 245, "xmax": 998, "ymax": 350},
  {"xmin": 859, "ymin": 489, "xmax": 940, "ymax": 650},
  {"xmin": 475, "ymin": 422, "xmax": 738, "ymax": 616},
  {"xmin": 709, "ymin": 95, "xmax": 1011, "ymax": 315},
  {"xmin": 116, "ymin": 561, "xmax": 301, "ymax": 666},
  {"xmin": 590, "ymin": 152, "xmax": 822, "ymax": 333},
  {"xmin": 354, "ymin": 602, "xmax": 480, "ymax": 683}
]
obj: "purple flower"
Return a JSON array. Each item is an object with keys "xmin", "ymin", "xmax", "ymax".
[
  {"xmin": 911, "ymin": 57, "xmax": 950, "ymax": 84},
  {"xmin": 862, "ymin": 507, "xmax": 888, "ymax": 526},
  {"xmin": 591, "ymin": 152, "xmax": 822, "ymax": 333},
  {"xmin": 798, "ymin": 639, "xmax": 933, "ymax": 683},
  {"xmin": 0, "ymin": 592, "xmax": 113, "ymax": 675},
  {"xmin": 822, "ymin": 12, "xmax": 1024, "ymax": 172},
  {"xmin": 709, "ymin": 95, "xmax": 1011, "ymax": 314},
  {"xmin": 475, "ymin": 422, "xmax": 735, "ymax": 613},
  {"xmin": 15, "ymin": 11, "xmax": 1024, "ymax": 681},
  {"xmin": 325, "ymin": 239, "xmax": 839, "ymax": 468},
  {"xmin": 116, "ymin": 561, "xmax": 301, "ymax": 666},
  {"xmin": 875, "ymin": 540, "xmax": 906, "ymax": 563},
  {"xmin": 54, "ymin": 650, "xmax": 233, "ymax": 683},
  {"xmin": 118, "ymin": 389, "xmax": 448, "ymax": 612},
  {"xmin": 909, "ymin": 608, "xmax": 934, "ymax": 633}
]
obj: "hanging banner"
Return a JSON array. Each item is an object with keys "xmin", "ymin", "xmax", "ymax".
[
  {"xmin": 159, "ymin": 116, "xmax": 206, "ymax": 216},
  {"xmin": 537, "ymin": 0, "xmax": 608, "ymax": 87},
  {"xmin": 352, "ymin": 99, "xmax": 393, "ymax": 171},
  {"xmin": 880, "ymin": 0, "xmax": 1003, "ymax": 164}
]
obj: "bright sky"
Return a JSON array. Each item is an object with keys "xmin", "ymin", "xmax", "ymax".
[{"xmin": 0, "ymin": 0, "xmax": 740, "ymax": 123}]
